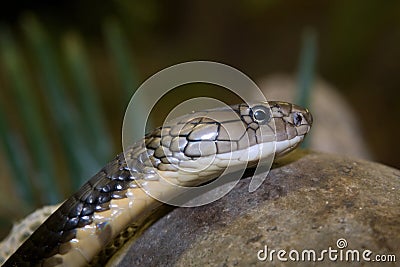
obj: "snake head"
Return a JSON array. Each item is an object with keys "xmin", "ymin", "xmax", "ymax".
[
  {"xmin": 134, "ymin": 101, "xmax": 312, "ymax": 185},
  {"xmin": 267, "ymin": 101, "xmax": 313, "ymax": 157}
]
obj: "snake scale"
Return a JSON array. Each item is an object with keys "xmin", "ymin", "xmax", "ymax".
[{"xmin": 1, "ymin": 101, "xmax": 312, "ymax": 266}]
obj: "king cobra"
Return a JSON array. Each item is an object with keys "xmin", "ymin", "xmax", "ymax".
[{"xmin": 1, "ymin": 101, "xmax": 312, "ymax": 266}]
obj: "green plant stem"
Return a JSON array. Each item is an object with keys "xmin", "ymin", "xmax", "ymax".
[{"xmin": 296, "ymin": 28, "xmax": 317, "ymax": 148}]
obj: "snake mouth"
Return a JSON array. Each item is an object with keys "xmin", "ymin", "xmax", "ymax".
[{"xmin": 274, "ymin": 135, "xmax": 304, "ymax": 157}]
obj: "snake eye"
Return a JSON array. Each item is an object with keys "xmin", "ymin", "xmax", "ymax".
[
  {"xmin": 293, "ymin": 112, "xmax": 303, "ymax": 126},
  {"xmin": 251, "ymin": 105, "xmax": 271, "ymax": 124}
]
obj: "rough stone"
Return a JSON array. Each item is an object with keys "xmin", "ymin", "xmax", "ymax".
[{"xmin": 111, "ymin": 151, "xmax": 400, "ymax": 267}]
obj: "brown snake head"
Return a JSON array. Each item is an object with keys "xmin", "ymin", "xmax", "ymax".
[{"xmin": 129, "ymin": 101, "xmax": 313, "ymax": 185}]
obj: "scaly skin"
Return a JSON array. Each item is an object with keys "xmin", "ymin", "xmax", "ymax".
[{"xmin": 2, "ymin": 101, "xmax": 312, "ymax": 267}]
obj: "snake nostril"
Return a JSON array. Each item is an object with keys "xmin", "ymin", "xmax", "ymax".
[{"xmin": 306, "ymin": 110, "xmax": 313, "ymax": 126}]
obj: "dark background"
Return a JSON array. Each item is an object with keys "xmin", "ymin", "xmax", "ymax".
[
  {"xmin": 2, "ymin": 0, "xmax": 399, "ymax": 166},
  {"xmin": 0, "ymin": 0, "xmax": 399, "ymax": 235}
]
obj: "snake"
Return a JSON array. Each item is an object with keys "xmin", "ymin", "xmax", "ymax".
[{"xmin": 1, "ymin": 101, "xmax": 312, "ymax": 267}]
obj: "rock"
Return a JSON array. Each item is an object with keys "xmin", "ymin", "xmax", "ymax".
[{"xmin": 110, "ymin": 151, "xmax": 399, "ymax": 267}]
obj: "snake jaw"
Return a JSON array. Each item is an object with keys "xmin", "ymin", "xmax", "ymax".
[{"xmin": 274, "ymin": 135, "xmax": 304, "ymax": 157}]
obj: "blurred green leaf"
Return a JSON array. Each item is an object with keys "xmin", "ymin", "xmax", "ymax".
[
  {"xmin": 21, "ymin": 14, "xmax": 101, "ymax": 190},
  {"xmin": 103, "ymin": 17, "xmax": 151, "ymax": 139},
  {"xmin": 63, "ymin": 32, "xmax": 112, "ymax": 163},
  {"xmin": 103, "ymin": 17, "xmax": 139, "ymax": 100},
  {"xmin": 0, "ymin": 25, "xmax": 60, "ymax": 204}
]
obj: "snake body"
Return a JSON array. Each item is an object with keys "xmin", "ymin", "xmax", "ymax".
[{"xmin": 2, "ymin": 101, "xmax": 312, "ymax": 267}]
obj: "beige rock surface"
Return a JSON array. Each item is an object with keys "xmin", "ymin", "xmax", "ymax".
[{"xmin": 112, "ymin": 151, "xmax": 399, "ymax": 267}]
